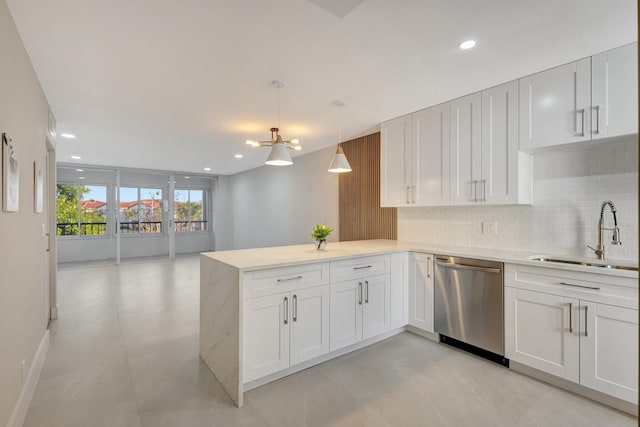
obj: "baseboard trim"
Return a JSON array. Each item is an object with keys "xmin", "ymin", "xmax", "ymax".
[
  {"xmin": 7, "ymin": 329, "xmax": 50, "ymax": 427},
  {"xmin": 405, "ymin": 325, "xmax": 439, "ymax": 341},
  {"xmin": 510, "ymin": 360, "xmax": 638, "ymax": 416}
]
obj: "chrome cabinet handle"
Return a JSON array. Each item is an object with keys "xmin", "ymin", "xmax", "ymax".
[
  {"xmin": 559, "ymin": 282, "xmax": 600, "ymax": 291},
  {"xmin": 480, "ymin": 179, "xmax": 487, "ymax": 202},
  {"xmin": 593, "ymin": 105, "xmax": 600, "ymax": 134},
  {"xmin": 365, "ymin": 281, "xmax": 369, "ymax": 303},
  {"xmin": 576, "ymin": 108, "xmax": 585, "ymax": 137},
  {"xmin": 293, "ymin": 294, "xmax": 297, "ymax": 322},
  {"xmin": 412, "ymin": 185, "xmax": 416, "ymax": 204},
  {"xmin": 584, "ymin": 305, "xmax": 588, "ymax": 337},
  {"xmin": 568, "ymin": 302, "xmax": 573, "ymax": 333},
  {"xmin": 358, "ymin": 282, "xmax": 363, "ymax": 305},
  {"xmin": 470, "ymin": 180, "xmax": 477, "ymax": 202},
  {"xmin": 426, "ymin": 256, "xmax": 431, "ymax": 278},
  {"xmin": 283, "ymin": 296, "xmax": 288, "ymax": 325},
  {"xmin": 45, "ymin": 233, "xmax": 51, "ymax": 252},
  {"xmin": 353, "ymin": 265, "xmax": 372, "ymax": 271},
  {"xmin": 406, "ymin": 186, "xmax": 410, "ymax": 204},
  {"xmin": 277, "ymin": 276, "xmax": 303, "ymax": 282}
]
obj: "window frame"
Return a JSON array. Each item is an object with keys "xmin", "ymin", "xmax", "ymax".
[
  {"xmin": 173, "ymin": 187, "xmax": 209, "ymax": 234},
  {"xmin": 56, "ymin": 181, "xmax": 111, "ymax": 240},
  {"xmin": 118, "ymin": 186, "xmax": 166, "ymax": 237}
]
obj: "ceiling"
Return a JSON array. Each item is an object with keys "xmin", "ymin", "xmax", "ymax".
[{"xmin": 6, "ymin": 0, "xmax": 637, "ymax": 176}]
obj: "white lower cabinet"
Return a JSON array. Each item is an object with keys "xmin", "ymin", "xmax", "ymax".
[
  {"xmin": 243, "ymin": 285, "xmax": 330, "ymax": 383},
  {"xmin": 330, "ymin": 274, "xmax": 390, "ymax": 351},
  {"xmin": 505, "ymin": 264, "xmax": 638, "ymax": 404},
  {"xmin": 408, "ymin": 252, "xmax": 434, "ymax": 332}
]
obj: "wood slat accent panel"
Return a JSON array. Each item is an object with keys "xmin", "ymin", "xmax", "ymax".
[{"xmin": 339, "ymin": 132, "xmax": 397, "ymax": 241}]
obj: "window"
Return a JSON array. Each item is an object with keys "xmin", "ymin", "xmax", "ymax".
[
  {"xmin": 174, "ymin": 189, "xmax": 207, "ymax": 232},
  {"xmin": 56, "ymin": 184, "xmax": 108, "ymax": 236},
  {"xmin": 119, "ymin": 187, "xmax": 163, "ymax": 234}
]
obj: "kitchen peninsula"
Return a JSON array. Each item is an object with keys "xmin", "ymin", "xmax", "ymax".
[{"xmin": 200, "ymin": 240, "xmax": 638, "ymax": 412}]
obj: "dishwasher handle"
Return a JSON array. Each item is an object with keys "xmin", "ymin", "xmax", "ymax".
[{"xmin": 435, "ymin": 260, "xmax": 501, "ymax": 274}]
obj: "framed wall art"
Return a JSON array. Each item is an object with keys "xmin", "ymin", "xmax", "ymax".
[
  {"xmin": 2, "ymin": 133, "xmax": 19, "ymax": 212},
  {"xmin": 34, "ymin": 160, "xmax": 43, "ymax": 213}
]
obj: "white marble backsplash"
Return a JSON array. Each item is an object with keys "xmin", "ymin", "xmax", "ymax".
[{"xmin": 398, "ymin": 139, "xmax": 638, "ymax": 263}]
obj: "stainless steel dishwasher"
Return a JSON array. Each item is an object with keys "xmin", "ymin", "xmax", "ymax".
[{"xmin": 434, "ymin": 255, "xmax": 506, "ymax": 363}]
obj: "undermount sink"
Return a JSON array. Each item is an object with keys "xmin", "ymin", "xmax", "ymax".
[{"xmin": 527, "ymin": 256, "xmax": 639, "ymax": 272}]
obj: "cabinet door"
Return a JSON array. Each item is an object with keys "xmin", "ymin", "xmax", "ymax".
[
  {"xmin": 330, "ymin": 279, "xmax": 363, "ymax": 351},
  {"xmin": 390, "ymin": 252, "xmax": 409, "ymax": 329},
  {"xmin": 591, "ymin": 43, "xmax": 638, "ymax": 139},
  {"xmin": 362, "ymin": 274, "xmax": 391, "ymax": 340},
  {"xmin": 519, "ymin": 58, "xmax": 591, "ymax": 150},
  {"xmin": 450, "ymin": 92, "xmax": 482, "ymax": 205},
  {"xmin": 408, "ymin": 252, "xmax": 434, "ymax": 332},
  {"xmin": 380, "ymin": 114, "xmax": 412, "ymax": 207},
  {"xmin": 243, "ymin": 293, "xmax": 290, "ymax": 382},
  {"xmin": 290, "ymin": 286, "xmax": 330, "ymax": 366},
  {"xmin": 580, "ymin": 301, "xmax": 638, "ymax": 403},
  {"xmin": 412, "ymin": 103, "xmax": 450, "ymax": 206},
  {"xmin": 504, "ymin": 288, "xmax": 579, "ymax": 383},
  {"xmin": 481, "ymin": 81, "xmax": 521, "ymax": 204}
]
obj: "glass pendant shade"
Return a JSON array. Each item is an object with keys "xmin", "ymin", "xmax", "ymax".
[
  {"xmin": 328, "ymin": 144, "xmax": 352, "ymax": 173},
  {"xmin": 265, "ymin": 141, "xmax": 293, "ymax": 166}
]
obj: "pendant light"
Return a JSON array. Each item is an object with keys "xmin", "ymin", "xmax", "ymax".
[
  {"xmin": 246, "ymin": 80, "xmax": 301, "ymax": 166},
  {"xmin": 328, "ymin": 101, "xmax": 352, "ymax": 173}
]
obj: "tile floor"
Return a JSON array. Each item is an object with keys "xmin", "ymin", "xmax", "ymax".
[{"xmin": 24, "ymin": 257, "xmax": 637, "ymax": 427}]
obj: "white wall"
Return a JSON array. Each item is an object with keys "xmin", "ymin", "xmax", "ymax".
[
  {"xmin": 0, "ymin": 1, "xmax": 51, "ymax": 424},
  {"xmin": 398, "ymin": 138, "xmax": 638, "ymax": 263},
  {"xmin": 221, "ymin": 147, "xmax": 339, "ymax": 250}
]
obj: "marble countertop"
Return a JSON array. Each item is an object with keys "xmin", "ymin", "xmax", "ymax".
[{"xmin": 201, "ymin": 240, "xmax": 638, "ymax": 279}]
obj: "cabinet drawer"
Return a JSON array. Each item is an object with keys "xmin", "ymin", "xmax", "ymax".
[
  {"xmin": 243, "ymin": 263, "xmax": 329, "ymax": 299},
  {"xmin": 330, "ymin": 255, "xmax": 391, "ymax": 283},
  {"xmin": 505, "ymin": 264, "xmax": 638, "ymax": 309}
]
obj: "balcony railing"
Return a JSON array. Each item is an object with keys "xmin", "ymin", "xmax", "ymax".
[
  {"xmin": 119, "ymin": 221, "xmax": 162, "ymax": 234},
  {"xmin": 174, "ymin": 220, "xmax": 207, "ymax": 232},
  {"xmin": 57, "ymin": 222, "xmax": 107, "ymax": 236}
]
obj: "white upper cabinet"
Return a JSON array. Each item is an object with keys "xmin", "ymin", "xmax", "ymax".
[
  {"xmin": 520, "ymin": 42, "xmax": 637, "ymax": 150},
  {"xmin": 449, "ymin": 92, "xmax": 482, "ymax": 205},
  {"xmin": 411, "ymin": 103, "xmax": 450, "ymax": 206},
  {"xmin": 519, "ymin": 58, "xmax": 591, "ymax": 150},
  {"xmin": 482, "ymin": 81, "xmax": 531, "ymax": 205},
  {"xmin": 380, "ymin": 114, "xmax": 411, "ymax": 207},
  {"xmin": 591, "ymin": 43, "xmax": 638, "ymax": 139}
]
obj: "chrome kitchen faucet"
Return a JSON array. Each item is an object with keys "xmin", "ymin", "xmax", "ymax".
[{"xmin": 587, "ymin": 200, "xmax": 622, "ymax": 260}]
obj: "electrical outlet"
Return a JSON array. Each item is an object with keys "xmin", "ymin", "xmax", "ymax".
[
  {"xmin": 21, "ymin": 359, "xmax": 27, "ymax": 384},
  {"xmin": 482, "ymin": 222, "xmax": 498, "ymax": 235}
]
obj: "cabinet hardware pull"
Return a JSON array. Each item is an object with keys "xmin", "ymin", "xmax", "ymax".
[
  {"xmin": 45, "ymin": 233, "xmax": 51, "ymax": 252},
  {"xmin": 277, "ymin": 275, "xmax": 303, "ymax": 282},
  {"xmin": 470, "ymin": 180, "xmax": 477, "ymax": 202},
  {"xmin": 576, "ymin": 108, "xmax": 585, "ymax": 137},
  {"xmin": 481, "ymin": 179, "xmax": 487, "ymax": 202},
  {"xmin": 568, "ymin": 302, "xmax": 573, "ymax": 333},
  {"xmin": 284, "ymin": 296, "xmax": 288, "ymax": 325},
  {"xmin": 412, "ymin": 185, "xmax": 416, "ymax": 204},
  {"xmin": 593, "ymin": 105, "xmax": 600, "ymax": 134},
  {"xmin": 293, "ymin": 294, "xmax": 297, "ymax": 322},
  {"xmin": 406, "ymin": 186, "xmax": 410, "ymax": 204},
  {"xmin": 358, "ymin": 282, "xmax": 363, "ymax": 305},
  {"xmin": 365, "ymin": 281, "xmax": 369, "ymax": 303},
  {"xmin": 559, "ymin": 281, "xmax": 600, "ymax": 291},
  {"xmin": 436, "ymin": 260, "xmax": 501, "ymax": 274},
  {"xmin": 426, "ymin": 257, "xmax": 431, "ymax": 278},
  {"xmin": 584, "ymin": 305, "xmax": 588, "ymax": 337},
  {"xmin": 353, "ymin": 265, "xmax": 372, "ymax": 270}
]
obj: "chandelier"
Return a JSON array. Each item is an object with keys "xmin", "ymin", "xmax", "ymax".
[{"xmin": 246, "ymin": 80, "xmax": 301, "ymax": 166}]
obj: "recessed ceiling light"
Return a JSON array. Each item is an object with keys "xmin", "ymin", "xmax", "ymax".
[
  {"xmin": 78, "ymin": 176, "xmax": 85, "ymax": 180},
  {"xmin": 184, "ymin": 176, "xmax": 190, "ymax": 179},
  {"xmin": 235, "ymin": 154, "xmax": 244, "ymax": 159},
  {"xmin": 75, "ymin": 169, "xmax": 84, "ymax": 172},
  {"xmin": 203, "ymin": 167, "xmax": 211, "ymax": 171},
  {"xmin": 70, "ymin": 155, "xmax": 82, "ymax": 160},
  {"xmin": 459, "ymin": 40, "xmax": 476, "ymax": 50},
  {"xmin": 61, "ymin": 133, "xmax": 76, "ymax": 139}
]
